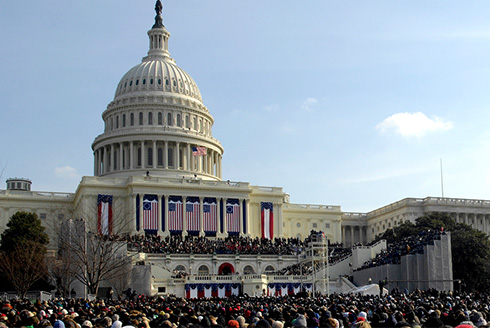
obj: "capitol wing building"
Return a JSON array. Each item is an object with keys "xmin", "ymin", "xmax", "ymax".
[{"xmin": 1, "ymin": 2, "xmax": 489, "ymax": 297}]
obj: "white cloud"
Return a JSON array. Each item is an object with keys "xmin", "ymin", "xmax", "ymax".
[
  {"xmin": 54, "ymin": 166, "xmax": 80, "ymax": 179},
  {"xmin": 301, "ymin": 98, "xmax": 318, "ymax": 112},
  {"xmin": 376, "ymin": 112, "xmax": 453, "ymax": 137},
  {"xmin": 263, "ymin": 104, "xmax": 279, "ymax": 112}
]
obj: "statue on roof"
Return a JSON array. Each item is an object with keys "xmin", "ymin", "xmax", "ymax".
[
  {"xmin": 155, "ymin": 0, "xmax": 163, "ymax": 15},
  {"xmin": 153, "ymin": 0, "xmax": 164, "ymax": 28}
]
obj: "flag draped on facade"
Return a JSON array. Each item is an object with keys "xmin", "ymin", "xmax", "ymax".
[
  {"xmin": 143, "ymin": 194, "xmax": 158, "ymax": 231},
  {"xmin": 261, "ymin": 202, "xmax": 273, "ymax": 239},
  {"xmin": 203, "ymin": 198, "xmax": 217, "ymax": 233},
  {"xmin": 168, "ymin": 197, "xmax": 183, "ymax": 232},
  {"xmin": 97, "ymin": 194, "xmax": 113, "ymax": 235},
  {"xmin": 192, "ymin": 146, "xmax": 207, "ymax": 156},
  {"xmin": 226, "ymin": 200, "xmax": 240, "ymax": 234},
  {"xmin": 186, "ymin": 197, "xmax": 200, "ymax": 233}
]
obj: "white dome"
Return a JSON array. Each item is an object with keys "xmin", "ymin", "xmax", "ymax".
[{"xmin": 114, "ymin": 57, "xmax": 203, "ymax": 103}]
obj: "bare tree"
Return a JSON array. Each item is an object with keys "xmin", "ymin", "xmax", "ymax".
[
  {"xmin": 0, "ymin": 241, "xmax": 47, "ymax": 298},
  {"xmin": 46, "ymin": 250, "xmax": 76, "ymax": 298},
  {"xmin": 58, "ymin": 199, "xmax": 134, "ymax": 296}
]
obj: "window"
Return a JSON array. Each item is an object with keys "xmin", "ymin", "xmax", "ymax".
[
  {"xmin": 40, "ymin": 213, "xmax": 47, "ymax": 220},
  {"xmin": 193, "ymin": 117, "xmax": 197, "ymax": 130},
  {"xmin": 175, "ymin": 265, "xmax": 185, "ymax": 272},
  {"xmin": 167, "ymin": 113, "xmax": 172, "ymax": 126},
  {"xmin": 296, "ymin": 223, "xmax": 301, "ymax": 227},
  {"xmin": 158, "ymin": 112, "xmax": 163, "ymax": 125},
  {"xmin": 325, "ymin": 223, "xmax": 330, "ymax": 229},
  {"xmin": 148, "ymin": 112, "xmax": 153, "ymax": 125},
  {"xmin": 168, "ymin": 148, "xmax": 173, "ymax": 167},
  {"xmin": 148, "ymin": 147, "xmax": 153, "ymax": 166},
  {"xmin": 158, "ymin": 148, "xmax": 163, "ymax": 166},
  {"xmin": 185, "ymin": 115, "xmax": 190, "ymax": 129},
  {"xmin": 116, "ymin": 116, "xmax": 119, "ymax": 129},
  {"xmin": 198, "ymin": 265, "xmax": 209, "ymax": 275},
  {"xmin": 312, "ymin": 223, "xmax": 317, "ymax": 228},
  {"xmin": 150, "ymin": 78, "xmax": 153, "ymax": 85},
  {"xmin": 137, "ymin": 148, "xmax": 142, "ymax": 166},
  {"xmin": 176, "ymin": 114, "xmax": 181, "ymax": 127},
  {"xmin": 264, "ymin": 265, "xmax": 275, "ymax": 274},
  {"xmin": 130, "ymin": 113, "xmax": 134, "ymax": 126},
  {"xmin": 157, "ymin": 287, "xmax": 166, "ymax": 293},
  {"xmin": 122, "ymin": 114, "xmax": 126, "ymax": 127},
  {"xmin": 243, "ymin": 265, "xmax": 255, "ymax": 274},
  {"xmin": 135, "ymin": 79, "xmax": 139, "ymax": 86}
]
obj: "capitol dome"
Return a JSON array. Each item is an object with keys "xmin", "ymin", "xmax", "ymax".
[{"xmin": 92, "ymin": 2, "xmax": 223, "ymax": 180}]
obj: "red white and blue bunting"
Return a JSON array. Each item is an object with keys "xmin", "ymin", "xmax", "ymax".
[
  {"xmin": 267, "ymin": 283, "xmax": 312, "ymax": 296},
  {"xmin": 185, "ymin": 283, "xmax": 240, "ymax": 299}
]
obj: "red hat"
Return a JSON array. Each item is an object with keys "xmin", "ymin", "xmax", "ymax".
[{"xmin": 228, "ymin": 320, "xmax": 240, "ymax": 328}]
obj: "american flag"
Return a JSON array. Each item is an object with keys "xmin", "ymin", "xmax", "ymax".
[
  {"xmin": 168, "ymin": 199, "xmax": 183, "ymax": 231},
  {"xmin": 143, "ymin": 195, "xmax": 158, "ymax": 231},
  {"xmin": 203, "ymin": 200, "xmax": 217, "ymax": 232},
  {"xmin": 97, "ymin": 194, "xmax": 113, "ymax": 235},
  {"xmin": 261, "ymin": 202, "xmax": 273, "ymax": 239},
  {"xmin": 192, "ymin": 146, "xmax": 207, "ymax": 156},
  {"xmin": 226, "ymin": 202, "xmax": 240, "ymax": 233},
  {"xmin": 186, "ymin": 201, "xmax": 200, "ymax": 232}
]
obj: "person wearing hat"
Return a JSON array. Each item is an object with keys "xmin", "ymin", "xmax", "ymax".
[{"xmin": 228, "ymin": 320, "xmax": 240, "ymax": 328}]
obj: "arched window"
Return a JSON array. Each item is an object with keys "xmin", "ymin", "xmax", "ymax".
[
  {"xmin": 116, "ymin": 116, "xmax": 119, "ymax": 129},
  {"xmin": 137, "ymin": 148, "xmax": 142, "ymax": 167},
  {"xmin": 193, "ymin": 117, "xmax": 197, "ymax": 130},
  {"xmin": 148, "ymin": 112, "xmax": 153, "ymax": 125},
  {"xmin": 198, "ymin": 265, "xmax": 209, "ymax": 275},
  {"xmin": 139, "ymin": 112, "xmax": 143, "ymax": 125},
  {"xmin": 243, "ymin": 265, "xmax": 255, "ymax": 274},
  {"xmin": 175, "ymin": 265, "xmax": 186, "ymax": 272},
  {"xmin": 130, "ymin": 113, "xmax": 134, "ymax": 126},
  {"xmin": 264, "ymin": 265, "xmax": 275, "ymax": 274},
  {"xmin": 147, "ymin": 147, "xmax": 153, "ymax": 166},
  {"xmin": 157, "ymin": 147, "xmax": 163, "ymax": 166},
  {"xmin": 176, "ymin": 114, "xmax": 181, "ymax": 127},
  {"xmin": 185, "ymin": 115, "xmax": 190, "ymax": 129},
  {"xmin": 122, "ymin": 114, "xmax": 126, "ymax": 127},
  {"xmin": 168, "ymin": 147, "xmax": 173, "ymax": 168},
  {"xmin": 158, "ymin": 112, "xmax": 163, "ymax": 125},
  {"xmin": 167, "ymin": 113, "xmax": 172, "ymax": 126},
  {"xmin": 110, "ymin": 117, "xmax": 113, "ymax": 130}
]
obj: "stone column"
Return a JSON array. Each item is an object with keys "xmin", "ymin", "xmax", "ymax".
[
  {"xmin": 182, "ymin": 195, "xmax": 187, "ymax": 236},
  {"xmin": 120, "ymin": 142, "xmax": 124, "ymax": 170},
  {"xmin": 153, "ymin": 140, "xmax": 157, "ymax": 169},
  {"xmin": 164, "ymin": 196, "xmax": 170, "ymax": 237},
  {"xmin": 158, "ymin": 194, "xmax": 162, "ymax": 235},
  {"xmin": 164, "ymin": 141, "xmax": 168, "ymax": 169},
  {"xmin": 199, "ymin": 196, "xmax": 204, "ymax": 236},
  {"xmin": 186, "ymin": 144, "xmax": 191, "ymax": 171},
  {"xmin": 175, "ymin": 142, "xmax": 180, "ymax": 169},
  {"xmin": 129, "ymin": 141, "xmax": 134, "ymax": 170}
]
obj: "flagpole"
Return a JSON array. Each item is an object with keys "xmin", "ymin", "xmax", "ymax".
[{"xmin": 440, "ymin": 158, "xmax": 444, "ymax": 198}]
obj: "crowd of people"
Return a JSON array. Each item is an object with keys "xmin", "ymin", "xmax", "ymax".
[
  {"xmin": 355, "ymin": 231, "xmax": 445, "ymax": 271},
  {"xmin": 0, "ymin": 289, "xmax": 488, "ymax": 328},
  {"xmin": 125, "ymin": 235, "xmax": 305, "ymax": 256}
]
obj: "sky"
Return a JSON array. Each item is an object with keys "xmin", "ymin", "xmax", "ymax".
[{"xmin": 2, "ymin": 1, "xmax": 490, "ymax": 213}]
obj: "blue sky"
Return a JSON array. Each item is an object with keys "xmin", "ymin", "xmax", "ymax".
[{"xmin": 2, "ymin": 1, "xmax": 490, "ymax": 213}]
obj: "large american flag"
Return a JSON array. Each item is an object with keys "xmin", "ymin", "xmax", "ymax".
[
  {"xmin": 168, "ymin": 198, "xmax": 183, "ymax": 231},
  {"xmin": 143, "ymin": 195, "xmax": 158, "ymax": 231},
  {"xmin": 192, "ymin": 146, "xmax": 207, "ymax": 156},
  {"xmin": 97, "ymin": 194, "xmax": 113, "ymax": 235},
  {"xmin": 261, "ymin": 202, "xmax": 273, "ymax": 239},
  {"xmin": 186, "ymin": 200, "xmax": 200, "ymax": 232},
  {"xmin": 203, "ymin": 199, "xmax": 217, "ymax": 233},
  {"xmin": 226, "ymin": 202, "xmax": 240, "ymax": 233}
]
